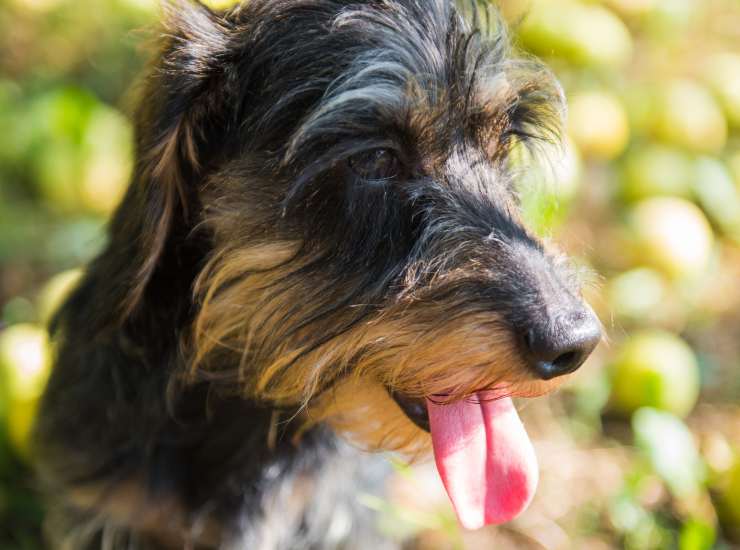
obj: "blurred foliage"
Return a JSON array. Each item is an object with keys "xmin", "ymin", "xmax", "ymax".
[{"xmin": 1, "ymin": 0, "xmax": 740, "ymax": 548}]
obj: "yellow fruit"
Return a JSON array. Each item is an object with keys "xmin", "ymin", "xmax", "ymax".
[
  {"xmin": 609, "ymin": 330, "xmax": 700, "ymax": 418},
  {"xmin": 7, "ymin": 398, "xmax": 39, "ymax": 457},
  {"xmin": 703, "ymin": 54, "xmax": 740, "ymax": 127},
  {"xmin": 693, "ymin": 158, "xmax": 740, "ymax": 240},
  {"xmin": 653, "ymin": 80, "xmax": 727, "ymax": 154},
  {"xmin": 714, "ymin": 459, "xmax": 740, "ymax": 540},
  {"xmin": 79, "ymin": 155, "xmax": 130, "ymax": 214},
  {"xmin": 568, "ymin": 91, "xmax": 630, "ymax": 160},
  {"xmin": 620, "ymin": 145, "xmax": 693, "ymax": 202},
  {"xmin": 629, "ymin": 197, "xmax": 714, "ymax": 280},
  {"xmin": 605, "ymin": 0, "xmax": 658, "ymax": 18},
  {"xmin": 519, "ymin": 1, "xmax": 633, "ymax": 68},
  {"xmin": 606, "ymin": 267, "xmax": 667, "ymax": 322},
  {"xmin": 729, "ymin": 152, "xmax": 740, "ymax": 186},
  {"xmin": 0, "ymin": 324, "xmax": 51, "ymax": 402},
  {"xmin": 622, "ymin": 84, "xmax": 657, "ymax": 135},
  {"xmin": 0, "ymin": 324, "xmax": 52, "ymax": 456},
  {"xmin": 37, "ymin": 268, "xmax": 83, "ymax": 325},
  {"xmin": 80, "ymin": 106, "xmax": 133, "ymax": 215},
  {"xmin": 645, "ymin": 0, "xmax": 699, "ymax": 34}
]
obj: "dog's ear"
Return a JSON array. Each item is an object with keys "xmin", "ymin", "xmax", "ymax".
[{"xmin": 120, "ymin": 0, "xmax": 234, "ymax": 316}]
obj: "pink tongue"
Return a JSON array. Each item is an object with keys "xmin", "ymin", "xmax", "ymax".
[{"xmin": 426, "ymin": 394, "xmax": 538, "ymax": 529}]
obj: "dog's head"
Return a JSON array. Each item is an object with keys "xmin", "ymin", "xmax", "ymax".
[{"xmin": 115, "ymin": 0, "xmax": 601, "ymax": 528}]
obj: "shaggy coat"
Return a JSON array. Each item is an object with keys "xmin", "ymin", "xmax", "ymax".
[{"xmin": 33, "ymin": 1, "xmax": 589, "ymax": 548}]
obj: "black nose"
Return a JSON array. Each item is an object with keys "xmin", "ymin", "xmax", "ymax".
[{"xmin": 524, "ymin": 309, "xmax": 602, "ymax": 380}]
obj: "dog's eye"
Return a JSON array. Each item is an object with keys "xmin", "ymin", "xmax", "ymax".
[{"xmin": 348, "ymin": 149, "xmax": 400, "ymax": 181}]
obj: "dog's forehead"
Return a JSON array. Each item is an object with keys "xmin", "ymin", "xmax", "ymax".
[
  {"xmin": 331, "ymin": 1, "xmax": 511, "ymax": 106},
  {"xmin": 285, "ymin": 0, "xmax": 517, "ymax": 159},
  {"xmin": 225, "ymin": 0, "xmax": 562, "ymax": 182}
]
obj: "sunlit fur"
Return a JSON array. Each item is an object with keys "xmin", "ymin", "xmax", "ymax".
[
  {"xmin": 184, "ymin": 0, "xmax": 569, "ymax": 454},
  {"xmin": 191, "ymin": 234, "xmax": 567, "ymax": 455},
  {"xmin": 33, "ymin": 1, "xmax": 589, "ymax": 548}
]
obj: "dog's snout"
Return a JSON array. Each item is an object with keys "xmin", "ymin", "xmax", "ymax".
[{"xmin": 523, "ymin": 309, "xmax": 601, "ymax": 381}]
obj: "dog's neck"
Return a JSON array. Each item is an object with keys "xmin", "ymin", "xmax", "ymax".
[
  {"xmin": 44, "ymin": 226, "xmax": 374, "ymax": 540},
  {"xmin": 36, "ymin": 167, "xmax": 397, "ymax": 546}
]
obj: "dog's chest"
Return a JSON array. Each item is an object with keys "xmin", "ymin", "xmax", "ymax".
[{"xmin": 219, "ymin": 436, "xmax": 401, "ymax": 550}]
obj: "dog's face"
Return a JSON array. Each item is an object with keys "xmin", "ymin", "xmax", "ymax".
[{"xmin": 121, "ymin": 0, "xmax": 601, "ymax": 527}]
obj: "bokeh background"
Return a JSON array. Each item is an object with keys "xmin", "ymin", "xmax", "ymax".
[{"xmin": 1, "ymin": 0, "xmax": 739, "ymax": 548}]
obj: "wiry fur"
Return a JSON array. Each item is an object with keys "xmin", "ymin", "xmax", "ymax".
[{"xmin": 32, "ymin": 1, "xmax": 589, "ymax": 548}]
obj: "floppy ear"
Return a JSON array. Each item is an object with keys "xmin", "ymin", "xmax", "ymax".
[{"xmin": 119, "ymin": 0, "xmax": 234, "ymax": 316}]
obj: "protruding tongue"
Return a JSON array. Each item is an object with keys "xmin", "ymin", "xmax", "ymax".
[{"xmin": 426, "ymin": 393, "xmax": 538, "ymax": 530}]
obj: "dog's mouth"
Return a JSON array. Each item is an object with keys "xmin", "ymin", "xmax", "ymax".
[{"xmin": 389, "ymin": 388, "xmax": 538, "ymax": 530}]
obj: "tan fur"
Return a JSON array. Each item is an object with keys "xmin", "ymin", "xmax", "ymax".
[
  {"xmin": 125, "ymin": 119, "xmax": 198, "ymax": 318},
  {"xmin": 309, "ymin": 380, "xmax": 431, "ymax": 456},
  {"xmin": 188, "ymin": 231, "xmax": 566, "ymax": 454}
]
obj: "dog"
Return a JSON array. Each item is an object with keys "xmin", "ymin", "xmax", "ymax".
[{"xmin": 33, "ymin": 1, "xmax": 602, "ymax": 548}]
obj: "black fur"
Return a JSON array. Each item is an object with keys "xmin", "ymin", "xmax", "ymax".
[{"xmin": 33, "ymin": 1, "xmax": 591, "ymax": 548}]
